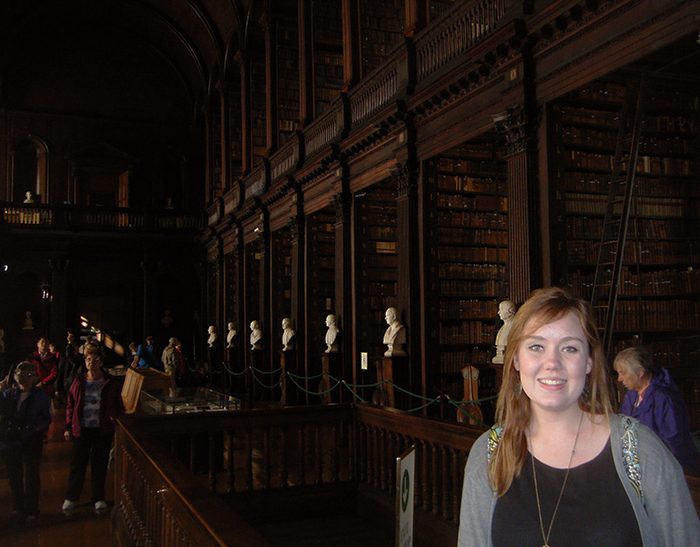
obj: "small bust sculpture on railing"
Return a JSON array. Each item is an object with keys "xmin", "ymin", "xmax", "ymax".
[
  {"xmin": 22, "ymin": 311, "xmax": 34, "ymax": 330},
  {"xmin": 207, "ymin": 325, "xmax": 218, "ymax": 347},
  {"xmin": 250, "ymin": 320, "xmax": 263, "ymax": 350},
  {"xmin": 383, "ymin": 307, "xmax": 406, "ymax": 357},
  {"xmin": 226, "ymin": 322, "xmax": 237, "ymax": 348},
  {"xmin": 324, "ymin": 314, "xmax": 340, "ymax": 353},
  {"xmin": 281, "ymin": 318, "xmax": 296, "ymax": 351},
  {"xmin": 492, "ymin": 300, "xmax": 515, "ymax": 364},
  {"xmin": 24, "ymin": 191, "xmax": 36, "ymax": 204}
]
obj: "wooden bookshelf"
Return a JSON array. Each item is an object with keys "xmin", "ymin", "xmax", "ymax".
[
  {"xmin": 551, "ymin": 78, "xmax": 700, "ymax": 427},
  {"xmin": 252, "ymin": 56, "xmax": 267, "ymax": 166},
  {"xmin": 355, "ymin": 180, "xmax": 398, "ymax": 368},
  {"xmin": 271, "ymin": 227, "xmax": 293, "ymax": 358},
  {"xmin": 307, "ymin": 208, "xmax": 336, "ymax": 363},
  {"xmin": 312, "ymin": 0, "xmax": 343, "ymax": 117},
  {"xmin": 245, "ymin": 241, "xmax": 262, "ymax": 340},
  {"xmin": 277, "ymin": 13, "xmax": 299, "ymax": 146},
  {"xmin": 359, "ymin": 0, "xmax": 405, "ymax": 77},
  {"xmin": 425, "ymin": 142, "xmax": 507, "ymax": 404}
]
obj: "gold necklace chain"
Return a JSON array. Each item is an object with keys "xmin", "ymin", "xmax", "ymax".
[{"xmin": 530, "ymin": 411, "xmax": 585, "ymax": 547}]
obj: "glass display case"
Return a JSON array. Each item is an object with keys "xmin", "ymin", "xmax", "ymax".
[{"xmin": 139, "ymin": 387, "xmax": 241, "ymax": 415}]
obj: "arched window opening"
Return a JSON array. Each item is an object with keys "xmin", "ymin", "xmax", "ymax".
[{"xmin": 12, "ymin": 136, "xmax": 49, "ymax": 203}]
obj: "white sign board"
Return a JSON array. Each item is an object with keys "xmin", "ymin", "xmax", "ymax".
[{"xmin": 396, "ymin": 445, "xmax": 415, "ymax": 547}]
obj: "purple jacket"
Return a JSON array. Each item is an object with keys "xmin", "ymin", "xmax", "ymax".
[
  {"xmin": 65, "ymin": 373, "xmax": 124, "ymax": 437},
  {"xmin": 620, "ymin": 368, "xmax": 700, "ymax": 473}
]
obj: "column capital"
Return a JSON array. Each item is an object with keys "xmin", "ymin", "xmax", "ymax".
[{"xmin": 493, "ymin": 105, "xmax": 538, "ymax": 157}]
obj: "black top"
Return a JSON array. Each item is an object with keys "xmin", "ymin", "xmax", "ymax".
[{"xmin": 492, "ymin": 439, "xmax": 642, "ymax": 547}]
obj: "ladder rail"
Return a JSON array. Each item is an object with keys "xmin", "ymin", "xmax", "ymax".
[{"xmin": 590, "ymin": 75, "xmax": 647, "ymax": 357}]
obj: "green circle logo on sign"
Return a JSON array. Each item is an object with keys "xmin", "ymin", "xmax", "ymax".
[{"xmin": 401, "ymin": 469, "xmax": 410, "ymax": 512}]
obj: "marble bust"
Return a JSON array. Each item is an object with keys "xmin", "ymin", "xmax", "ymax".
[
  {"xmin": 207, "ymin": 325, "xmax": 218, "ymax": 347},
  {"xmin": 22, "ymin": 311, "xmax": 34, "ymax": 330},
  {"xmin": 226, "ymin": 322, "xmax": 237, "ymax": 348},
  {"xmin": 281, "ymin": 317, "xmax": 296, "ymax": 351},
  {"xmin": 250, "ymin": 320, "xmax": 263, "ymax": 350},
  {"xmin": 382, "ymin": 307, "xmax": 406, "ymax": 357},
  {"xmin": 492, "ymin": 300, "xmax": 515, "ymax": 364},
  {"xmin": 24, "ymin": 191, "xmax": 35, "ymax": 204},
  {"xmin": 324, "ymin": 314, "xmax": 340, "ymax": 353}
]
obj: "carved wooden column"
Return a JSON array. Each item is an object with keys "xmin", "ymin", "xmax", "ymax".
[
  {"xmin": 140, "ymin": 260, "xmax": 154, "ymax": 339},
  {"xmin": 297, "ymin": 0, "xmax": 314, "ymax": 125},
  {"xmin": 394, "ymin": 161, "xmax": 422, "ymax": 400},
  {"xmin": 237, "ymin": 50, "xmax": 253, "ymax": 175},
  {"xmin": 257, "ymin": 212, "xmax": 271, "ymax": 373},
  {"xmin": 404, "ymin": 0, "xmax": 428, "ymax": 36},
  {"xmin": 495, "ymin": 105, "xmax": 541, "ymax": 305},
  {"xmin": 48, "ymin": 258, "xmax": 70, "ymax": 343},
  {"xmin": 341, "ymin": 0, "xmax": 360, "ymax": 89},
  {"xmin": 217, "ymin": 82, "xmax": 232, "ymax": 192},
  {"xmin": 203, "ymin": 107, "xmax": 214, "ymax": 204},
  {"xmin": 332, "ymin": 189, "xmax": 353, "ymax": 386},
  {"xmin": 288, "ymin": 194, "xmax": 305, "ymax": 394},
  {"xmin": 216, "ymin": 239, "xmax": 225, "ymax": 339},
  {"xmin": 261, "ymin": 10, "xmax": 279, "ymax": 153}
]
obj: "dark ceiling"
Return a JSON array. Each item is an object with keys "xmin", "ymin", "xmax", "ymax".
[{"xmin": 0, "ymin": 0, "xmax": 257, "ymax": 122}]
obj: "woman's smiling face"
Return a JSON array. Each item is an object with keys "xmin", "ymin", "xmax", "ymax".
[{"xmin": 514, "ymin": 311, "xmax": 592, "ymax": 416}]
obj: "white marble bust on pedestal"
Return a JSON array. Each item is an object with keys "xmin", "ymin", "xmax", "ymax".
[
  {"xmin": 492, "ymin": 300, "xmax": 515, "ymax": 364},
  {"xmin": 281, "ymin": 318, "xmax": 296, "ymax": 351},
  {"xmin": 324, "ymin": 314, "xmax": 340, "ymax": 353},
  {"xmin": 207, "ymin": 325, "xmax": 218, "ymax": 347},
  {"xmin": 382, "ymin": 307, "xmax": 406, "ymax": 357},
  {"xmin": 226, "ymin": 322, "xmax": 237, "ymax": 348},
  {"xmin": 250, "ymin": 320, "xmax": 263, "ymax": 350},
  {"xmin": 22, "ymin": 311, "xmax": 34, "ymax": 330}
]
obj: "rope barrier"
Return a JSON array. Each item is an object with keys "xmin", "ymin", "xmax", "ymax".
[
  {"xmin": 193, "ymin": 361, "xmax": 496, "ymax": 419},
  {"xmin": 221, "ymin": 360, "xmax": 248, "ymax": 376},
  {"xmin": 249, "ymin": 367, "xmax": 281, "ymax": 389},
  {"xmin": 341, "ymin": 380, "xmax": 367, "ymax": 403},
  {"xmin": 286, "ymin": 373, "xmax": 341, "ymax": 396}
]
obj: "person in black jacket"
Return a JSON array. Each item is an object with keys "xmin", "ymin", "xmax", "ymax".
[
  {"xmin": 55, "ymin": 331, "xmax": 83, "ymax": 401},
  {"xmin": 0, "ymin": 361, "xmax": 51, "ymax": 523}
]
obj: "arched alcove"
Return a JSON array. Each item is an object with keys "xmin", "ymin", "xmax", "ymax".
[{"xmin": 12, "ymin": 136, "xmax": 49, "ymax": 202}]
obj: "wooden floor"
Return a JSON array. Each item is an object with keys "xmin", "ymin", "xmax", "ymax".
[{"xmin": 0, "ymin": 409, "xmax": 112, "ymax": 546}]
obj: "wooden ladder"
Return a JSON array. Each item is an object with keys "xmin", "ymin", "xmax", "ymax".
[{"xmin": 590, "ymin": 74, "xmax": 648, "ymax": 357}]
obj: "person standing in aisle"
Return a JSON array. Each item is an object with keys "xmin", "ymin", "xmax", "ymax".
[
  {"xmin": 62, "ymin": 344, "xmax": 123, "ymax": 516},
  {"xmin": 0, "ymin": 361, "xmax": 51, "ymax": 524}
]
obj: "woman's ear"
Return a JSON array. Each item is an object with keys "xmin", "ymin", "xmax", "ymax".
[{"xmin": 513, "ymin": 356, "xmax": 519, "ymax": 372}]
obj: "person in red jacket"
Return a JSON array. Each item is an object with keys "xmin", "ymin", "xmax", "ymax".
[
  {"xmin": 61, "ymin": 343, "xmax": 123, "ymax": 517},
  {"xmin": 30, "ymin": 338, "xmax": 58, "ymax": 397}
]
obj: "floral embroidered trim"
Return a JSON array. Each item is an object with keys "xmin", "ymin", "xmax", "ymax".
[
  {"xmin": 485, "ymin": 417, "xmax": 644, "ymax": 506},
  {"xmin": 487, "ymin": 425, "xmax": 503, "ymax": 463},
  {"xmin": 620, "ymin": 415, "xmax": 645, "ymax": 508}
]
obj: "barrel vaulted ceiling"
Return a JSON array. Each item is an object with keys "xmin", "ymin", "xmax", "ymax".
[{"xmin": 0, "ymin": 0, "xmax": 260, "ymax": 122}]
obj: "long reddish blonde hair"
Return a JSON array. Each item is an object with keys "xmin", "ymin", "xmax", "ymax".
[{"xmin": 489, "ymin": 287, "xmax": 613, "ymax": 495}]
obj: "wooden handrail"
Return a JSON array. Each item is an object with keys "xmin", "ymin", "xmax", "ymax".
[
  {"xmin": 1, "ymin": 202, "xmax": 203, "ymax": 232},
  {"xmin": 113, "ymin": 403, "xmax": 700, "ymax": 545},
  {"xmin": 113, "ymin": 417, "xmax": 269, "ymax": 546}
]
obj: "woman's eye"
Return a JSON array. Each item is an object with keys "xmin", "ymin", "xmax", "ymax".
[
  {"xmin": 562, "ymin": 346, "xmax": 580, "ymax": 353},
  {"xmin": 527, "ymin": 344, "xmax": 543, "ymax": 352}
]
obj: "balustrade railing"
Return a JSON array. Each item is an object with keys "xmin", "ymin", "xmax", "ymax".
[
  {"xmin": 1, "ymin": 202, "xmax": 202, "ymax": 232},
  {"xmin": 414, "ymin": 0, "xmax": 509, "ymax": 82},
  {"xmin": 114, "ymin": 402, "xmax": 484, "ymax": 545},
  {"xmin": 349, "ymin": 51, "xmax": 402, "ymax": 125},
  {"xmin": 303, "ymin": 107, "xmax": 339, "ymax": 159},
  {"xmin": 269, "ymin": 137, "xmax": 299, "ymax": 183}
]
